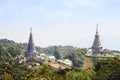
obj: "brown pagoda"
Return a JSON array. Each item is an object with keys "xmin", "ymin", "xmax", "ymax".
[{"xmin": 92, "ymin": 24, "xmax": 102, "ymax": 53}]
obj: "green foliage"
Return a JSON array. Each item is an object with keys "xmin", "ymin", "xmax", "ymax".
[
  {"xmin": 0, "ymin": 45, "xmax": 23, "ymax": 61},
  {"xmin": 0, "ymin": 39, "xmax": 86, "ymax": 60},
  {"xmin": 1, "ymin": 39, "xmax": 120, "ymax": 80},
  {"xmin": 66, "ymin": 69, "xmax": 94, "ymax": 80},
  {"xmin": 65, "ymin": 49, "xmax": 86, "ymax": 67},
  {"xmin": 54, "ymin": 51, "xmax": 61, "ymax": 59},
  {"xmin": 93, "ymin": 58, "xmax": 120, "ymax": 80},
  {"xmin": 0, "ymin": 60, "xmax": 94, "ymax": 80},
  {"xmin": 0, "ymin": 60, "xmax": 34, "ymax": 80},
  {"xmin": 111, "ymin": 50, "xmax": 120, "ymax": 53},
  {"xmin": 43, "ymin": 46, "xmax": 78, "ymax": 58},
  {"xmin": 0, "ymin": 39, "xmax": 27, "ymax": 61},
  {"xmin": 0, "ymin": 39, "xmax": 27, "ymax": 50}
]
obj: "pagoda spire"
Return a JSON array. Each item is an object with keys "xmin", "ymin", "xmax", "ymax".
[
  {"xmin": 26, "ymin": 28, "xmax": 35, "ymax": 56},
  {"xmin": 96, "ymin": 24, "xmax": 99, "ymax": 35},
  {"xmin": 30, "ymin": 28, "xmax": 32, "ymax": 36},
  {"xmin": 92, "ymin": 25, "xmax": 102, "ymax": 53}
]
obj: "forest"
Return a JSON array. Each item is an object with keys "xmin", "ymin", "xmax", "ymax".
[{"xmin": 0, "ymin": 39, "xmax": 120, "ymax": 80}]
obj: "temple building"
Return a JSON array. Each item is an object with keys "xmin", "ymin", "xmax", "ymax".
[
  {"xmin": 92, "ymin": 25, "xmax": 103, "ymax": 53},
  {"xmin": 26, "ymin": 28, "xmax": 37, "ymax": 62}
]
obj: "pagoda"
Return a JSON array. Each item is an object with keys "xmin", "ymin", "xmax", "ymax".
[
  {"xmin": 26, "ymin": 28, "xmax": 37, "ymax": 61},
  {"xmin": 92, "ymin": 24, "xmax": 102, "ymax": 53}
]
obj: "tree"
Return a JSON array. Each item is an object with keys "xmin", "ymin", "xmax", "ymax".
[
  {"xmin": 54, "ymin": 51, "xmax": 61, "ymax": 59},
  {"xmin": 66, "ymin": 69, "xmax": 93, "ymax": 80},
  {"xmin": 93, "ymin": 58, "xmax": 120, "ymax": 80},
  {"xmin": 65, "ymin": 50, "xmax": 85, "ymax": 67}
]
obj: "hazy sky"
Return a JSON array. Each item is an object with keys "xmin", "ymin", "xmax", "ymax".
[{"xmin": 0, "ymin": 0, "xmax": 120, "ymax": 50}]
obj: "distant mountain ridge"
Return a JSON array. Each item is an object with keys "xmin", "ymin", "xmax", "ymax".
[
  {"xmin": 0, "ymin": 39, "xmax": 85, "ymax": 56},
  {"xmin": 0, "ymin": 39, "xmax": 27, "ymax": 49}
]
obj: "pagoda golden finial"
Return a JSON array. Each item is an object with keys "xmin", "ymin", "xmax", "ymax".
[
  {"xmin": 30, "ymin": 28, "xmax": 32, "ymax": 35},
  {"xmin": 96, "ymin": 24, "xmax": 99, "ymax": 35}
]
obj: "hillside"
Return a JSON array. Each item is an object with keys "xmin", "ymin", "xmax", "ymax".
[
  {"xmin": 0, "ymin": 39, "xmax": 84, "ymax": 56},
  {"xmin": 0, "ymin": 39, "xmax": 87, "ymax": 67},
  {"xmin": 0, "ymin": 39, "xmax": 120, "ymax": 80}
]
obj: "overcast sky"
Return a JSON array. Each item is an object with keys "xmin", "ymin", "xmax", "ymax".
[{"xmin": 0, "ymin": 0, "xmax": 120, "ymax": 50}]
